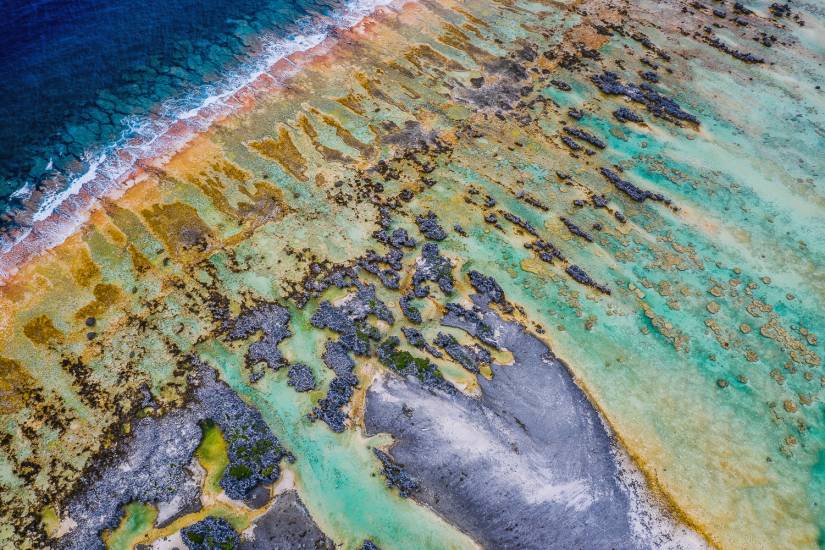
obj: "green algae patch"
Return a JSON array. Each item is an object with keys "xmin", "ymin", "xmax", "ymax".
[
  {"xmin": 39, "ymin": 505, "xmax": 59, "ymax": 538},
  {"xmin": 104, "ymin": 502, "xmax": 157, "ymax": 550},
  {"xmin": 196, "ymin": 420, "xmax": 230, "ymax": 496}
]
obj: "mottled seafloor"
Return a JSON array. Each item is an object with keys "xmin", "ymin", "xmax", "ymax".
[{"xmin": 0, "ymin": 0, "xmax": 823, "ymax": 548}]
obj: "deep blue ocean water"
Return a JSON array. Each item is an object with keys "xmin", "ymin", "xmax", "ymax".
[{"xmin": 0, "ymin": 0, "xmax": 344, "ymax": 215}]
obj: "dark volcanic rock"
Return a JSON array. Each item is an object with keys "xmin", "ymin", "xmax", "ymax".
[
  {"xmin": 591, "ymin": 71, "xmax": 698, "ymax": 124},
  {"xmin": 359, "ymin": 249, "xmax": 402, "ymax": 290},
  {"xmin": 442, "ymin": 302, "xmax": 499, "ymax": 350},
  {"xmin": 599, "ymin": 167, "xmax": 670, "ymax": 204},
  {"xmin": 399, "ymin": 293, "xmax": 422, "ymax": 324},
  {"xmin": 415, "ymin": 211, "xmax": 447, "ymax": 241},
  {"xmin": 613, "ymin": 107, "xmax": 644, "ymax": 123},
  {"xmin": 229, "ymin": 302, "xmax": 291, "ymax": 376},
  {"xmin": 388, "ymin": 228, "xmax": 416, "ymax": 249},
  {"xmin": 182, "ymin": 517, "xmax": 239, "ymax": 550},
  {"xmin": 565, "ymin": 264, "xmax": 611, "ymax": 295},
  {"xmin": 561, "ymin": 135, "xmax": 582, "ymax": 151},
  {"xmin": 373, "ymin": 448, "xmax": 419, "ymax": 498},
  {"xmin": 702, "ymin": 34, "xmax": 764, "ymax": 63},
  {"xmin": 769, "ymin": 2, "xmax": 791, "ymax": 17},
  {"xmin": 376, "ymin": 337, "xmax": 454, "ymax": 394},
  {"xmin": 311, "ymin": 341, "xmax": 359, "ymax": 432},
  {"xmin": 239, "ymin": 491, "xmax": 334, "ymax": 550},
  {"xmin": 311, "ymin": 284, "xmax": 393, "ymax": 356},
  {"xmin": 364, "ymin": 303, "xmax": 637, "ymax": 550},
  {"xmin": 308, "ymin": 283, "xmax": 394, "ymax": 430},
  {"xmin": 358, "ymin": 541, "xmax": 381, "ymax": 550},
  {"xmin": 217, "ymin": 400, "xmax": 288, "ymax": 502},
  {"xmin": 412, "ymin": 243, "xmax": 454, "ymax": 298},
  {"xmin": 401, "ymin": 327, "xmax": 443, "ymax": 359},
  {"xmin": 563, "ymin": 126, "xmax": 606, "ymax": 149},
  {"xmin": 433, "ymin": 332, "xmax": 491, "ymax": 373},
  {"xmin": 467, "ymin": 270, "xmax": 505, "ymax": 303},
  {"xmin": 286, "ymin": 363, "xmax": 316, "ymax": 392},
  {"xmin": 501, "ymin": 211, "xmax": 539, "ymax": 236},
  {"xmin": 561, "ymin": 217, "xmax": 594, "ymax": 242},
  {"xmin": 311, "ymin": 373, "xmax": 357, "ymax": 433},
  {"xmin": 640, "ymin": 70, "xmax": 659, "ymax": 83}
]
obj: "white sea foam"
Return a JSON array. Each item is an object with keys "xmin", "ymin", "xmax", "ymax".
[{"xmin": 0, "ymin": 0, "xmax": 402, "ymax": 281}]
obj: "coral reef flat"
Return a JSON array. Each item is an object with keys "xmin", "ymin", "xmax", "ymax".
[{"xmin": 0, "ymin": 0, "xmax": 822, "ymax": 548}]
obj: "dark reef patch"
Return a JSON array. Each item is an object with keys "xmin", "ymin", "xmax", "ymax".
[
  {"xmin": 376, "ymin": 337, "xmax": 454, "ymax": 393},
  {"xmin": 411, "ymin": 243, "xmax": 454, "ymax": 298},
  {"xmin": 600, "ymin": 167, "xmax": 671, "ymax": 205},
  {"xmin": 182, "ymin": 516, "xmax": 239, "ymax": 550},
  {"xmin": 372, "ymin": 448, "xmax": 419, "ymax": 498},
  {"xmin": 433, "ymin": 332, "xmax": 491, "ymax": 374},
  {"xmin": 286, "ymin": 363, "xmax": 316, "ymax": 392},
  {"xmin": 415, "ymin": 211, "xmax": 447, "ymax": 241},
  {"xmin": 228, "ymin": 302, "xmax": 291, "ymax": 380},
  {"xmin": 591, "ymin": 71, "xmax": 698, "ymax": 124}
]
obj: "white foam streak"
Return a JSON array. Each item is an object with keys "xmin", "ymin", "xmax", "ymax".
[{"xmin": 32, "ymin": 154, "xmax": 105, "ymax": 223}]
